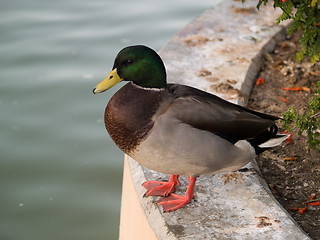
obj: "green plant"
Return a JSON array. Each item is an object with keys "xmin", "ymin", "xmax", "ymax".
[
  {"xmin": 282, "ymin": 82, "xmax": 320, "ymax": 151},
  {"xmin": 249, "ymin": 0, "xmax": 320, "ymax": 63}
]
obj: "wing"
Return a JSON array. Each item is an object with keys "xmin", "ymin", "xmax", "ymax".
[{"xmin": 165, "ymin": 84, "xmax": 279, "ymax": 143}]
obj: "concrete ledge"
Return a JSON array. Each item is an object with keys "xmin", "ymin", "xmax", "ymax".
[{"xmin": 119, "ymin": 0, "xmax": 311, "ymax": 239}]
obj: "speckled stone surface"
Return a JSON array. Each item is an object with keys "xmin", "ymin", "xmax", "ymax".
[{"xmin": 126, "ymin": 0, "xmax": 311, "ymax": 239}]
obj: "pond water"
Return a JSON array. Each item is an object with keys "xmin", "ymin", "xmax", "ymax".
[{"xmin": 1, "ymin": 0, "xmax": 221, "ymax": 239}]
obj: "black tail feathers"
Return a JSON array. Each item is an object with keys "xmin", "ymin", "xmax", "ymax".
[{"xmin": 249, "ymin": 125, "xmax": 289, "ymax": 154}]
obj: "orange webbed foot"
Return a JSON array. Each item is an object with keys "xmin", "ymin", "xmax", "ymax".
[{"xmin": 142, "ymin": 175, "xmax": 180, "ymax": 197}]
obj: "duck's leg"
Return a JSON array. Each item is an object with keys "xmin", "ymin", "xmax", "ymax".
[
  {"xmin": 142, "ymin": 175, "xmax": 180, "ymax": 197},
  {"xmin": 157, "ymin": 176, "xmax": 196, "ymax": 212}
]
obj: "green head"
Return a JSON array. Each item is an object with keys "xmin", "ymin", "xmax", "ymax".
[{"xmin": 93, "ymin": 45, "xmax": 167, "ymax": 94}]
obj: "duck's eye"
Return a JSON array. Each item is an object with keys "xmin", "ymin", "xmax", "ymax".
[{"xmin": 123, "ymin": 59, "xmax": 133, "ymax": 66}]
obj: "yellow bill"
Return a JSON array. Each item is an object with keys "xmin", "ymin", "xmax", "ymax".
[{"xmin": 93, "ymin": 68, "xmax": 122, "ymax": 94}]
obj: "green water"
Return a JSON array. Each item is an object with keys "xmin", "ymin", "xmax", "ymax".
[{"xmin": 1, "ymin": 0, "xmax": 221, "ymax": 239}]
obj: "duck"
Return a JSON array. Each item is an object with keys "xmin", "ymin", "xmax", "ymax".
[{"xmin": 93, "ymin": 45, "xmax": 289, "ymax": 212}]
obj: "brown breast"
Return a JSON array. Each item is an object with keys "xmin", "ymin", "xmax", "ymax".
[{"xmin": 104, "ymin": 82, "xmax": 165, "ymax": 154}]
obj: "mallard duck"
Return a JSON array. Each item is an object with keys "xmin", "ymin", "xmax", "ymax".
[{"xmin": 93, "ymin": 45, "xmax": 289, "ymax": 212}]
